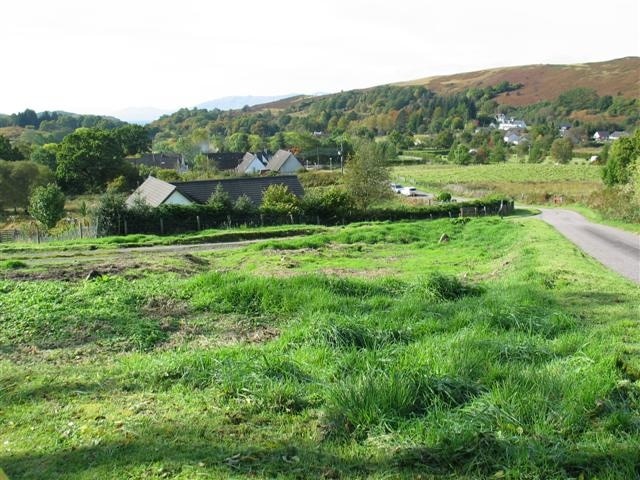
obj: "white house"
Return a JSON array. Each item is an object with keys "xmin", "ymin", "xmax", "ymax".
[
  {"xmin": 266, "ymin": 150, "xmax": 304, "ymax": 173},
  {"xmin": 236, "ymin": 152, "xmax": 267, "ymax": 174},
  {"xmin": 503, "ymin": 131, "xmax": 526, "ymax": 145},
  {"xmin": 593, "ymin": 131, "xmax": 609, "ymax": 142},
  {"xmin": 496, "ymin": 114, "xmax": 527, "ymax": 131},
  {"xmin": 125, "ymin": 176, "xmax": 192, "ymax": 208}
]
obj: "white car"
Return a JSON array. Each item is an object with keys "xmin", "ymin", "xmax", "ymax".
[
  {"xmin": 400, "ymin": 186, "xmax": 417, "ymax": 196},
  {"xmin": 390, "ymin": 183, "xmax": 403, "ymax": 193}
]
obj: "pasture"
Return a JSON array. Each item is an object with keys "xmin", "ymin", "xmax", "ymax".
[
  {"xmin": 393, "ymin": 163, "xmax": 604, "ymax": 204},
  {"xmin": 1, "ymin": 217, "xmax": 638, "ymax": 479}
]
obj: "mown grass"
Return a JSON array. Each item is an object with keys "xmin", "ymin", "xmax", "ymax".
[{"xmin": 1, "ymin": 217, "xmax": 638, "ymax": 479}]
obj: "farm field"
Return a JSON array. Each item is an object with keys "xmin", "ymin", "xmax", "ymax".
[
  {"xmin": 393, "ymin": 163, "xmax": 604, "ymax": 204},
  {"xmin": 1, "ymin": 217, "xmax": 639, "ymax": 479}
]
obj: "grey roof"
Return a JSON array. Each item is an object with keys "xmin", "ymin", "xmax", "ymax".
[
  {"xmin": 171, "ymin": 175, "xmax": 304, "ymax": 205},
  {"xmin": 126, "ymin": 176, "xmax": 176, "ymax": 207},
  {"xmin": 266, "ymin": 149, "xmax": 299, "ymax": 171},
  {"xmin": 205, "ymin": 152, "xmax": 245, "ymax": 170},
  {"xmin": 609, "ymin": 131, "xmax": 628, "ymax": 138}
]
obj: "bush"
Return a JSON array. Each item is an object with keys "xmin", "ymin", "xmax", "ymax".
[
  {"xmin": 207, "ymin": 184, "xmax": 232, "ymax": 212},
  {"xmin": 94, "ymin": 192, "xmax": 126, "ymax": 237},
  {"xmin": 301, "ymin": 186, "xmax": 355, "ymax": 221},
  {"xmin": 436, "ymin": 191, "xmax": 452, "ymax": 202},
  {"xmin": 260, "ymin": 184, "xmax": 300, "ymax": 216}
]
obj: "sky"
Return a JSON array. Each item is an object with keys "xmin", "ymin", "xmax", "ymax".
[{"xmin": 2, "ymin": 0, "xmax": 638, "ymax": 117}]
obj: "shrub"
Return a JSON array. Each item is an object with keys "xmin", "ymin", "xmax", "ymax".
[
  {"xmin": 260, "ymin": 184, "xmax": 300, "ymax": 216},
  {"xmin": 436, "ymin": 191, "xmax": 452, "ymax": 202},
  {"xmin": 94, "ymin": 192, "xmax": 126, "ymax": 236},
  {"xmin": 207, "ymin": 184, "xmax": 232, "ymax": 212},
  {"xmin": 301, "ymin": 186, "xmax": 355, "ymax": 221},
  {"xmin": 233, "ymin": 194, "xmax": 256, "ymax": 215}
]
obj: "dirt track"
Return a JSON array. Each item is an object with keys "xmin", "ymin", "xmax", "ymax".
[{"xmin": 538, "ymin": 209, "xmax": 640, "ymax": 284}]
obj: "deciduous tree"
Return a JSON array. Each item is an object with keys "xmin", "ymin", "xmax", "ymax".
[
  {"xmin": 29, "ymin": 183, "xmax": 66, "ymax": 229},
  {"xmin": 550, "ymin": 138, "xmax": 573, "ymax": 163},
  {"xmin": 343, "ymin": 140, "xmax": 392, "ymax": 210},
  {"xmin": 56, "ymin": 128, "xmax": 125, "ymax": 193}
]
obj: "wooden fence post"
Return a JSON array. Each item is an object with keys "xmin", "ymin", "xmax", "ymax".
[
  {"xmin": 196, "ymin": 215, "xmax": 201, "ymax": 231},
  {"xmin": 160, "ymin": 218, "xmax": 164, "ymax": 235}
]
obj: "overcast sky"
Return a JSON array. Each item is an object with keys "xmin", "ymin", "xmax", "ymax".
[{"xmin": 2, "ymin": 0, "xmax": 638, "ymax": 116}]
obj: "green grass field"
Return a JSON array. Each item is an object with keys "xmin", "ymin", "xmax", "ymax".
[
  {"xmin": 393, "ymin": 164, "xmax": 604, "ymax": 203},
  {"xmin": 1, "ymin": 218, "xmax": 639, "ymax": 479}
]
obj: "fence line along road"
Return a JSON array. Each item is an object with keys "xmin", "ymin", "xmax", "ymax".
[{"xmin": 0, "ymin": 225, "xmax": 97, "ymax": 244}]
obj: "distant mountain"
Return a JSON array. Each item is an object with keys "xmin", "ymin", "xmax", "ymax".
[
  {"xmin": 396, "ymin": 57, "xmax": 640, "ymax": 106},
  {"xmin": 197, "ymin": 94, "xmax": 299, "ymax": 111},
  {"xmin": 111, "ymin": 107, "xmax": 174, "ymax": 124}
]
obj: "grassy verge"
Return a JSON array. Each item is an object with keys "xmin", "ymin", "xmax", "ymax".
[
  {"xmin": 1, "ymin": 217, "xmax": 638, "ymax": 479},
  {"xmin": 567, "ymin": 205, "xmax": 640, "ymax": 234}
]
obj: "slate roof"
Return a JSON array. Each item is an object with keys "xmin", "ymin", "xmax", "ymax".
[
  {"xmin": 171, "ymin": 175, "xmax": 304, "ymax": 205},
  {"xmin": 126, "ymin": 176, "xmax": 176, "ymax": 208},
  {"xmin": 609, "ymin": 131, "xmax": 628, "ymax": 139},
  {"xmin": 205, "ymin": 152, "xmax": 245, "ymax": 170}
]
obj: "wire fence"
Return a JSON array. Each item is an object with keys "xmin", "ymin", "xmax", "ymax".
[{"xmin": 0, "ymin": 222, "xmax": 97, "ymax": 244}]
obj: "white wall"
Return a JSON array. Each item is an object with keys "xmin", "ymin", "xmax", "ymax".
[
  {"xmin": 279, "ymin": 156, "xmax": 304, "ymax": 173},
  {"xmin": 164, "ymin": 190, "xmax": 192, "ymax": 205}
]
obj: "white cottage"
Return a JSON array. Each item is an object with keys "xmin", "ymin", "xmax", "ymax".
[{"xmin": 266, "ymin": 150, "xmax": 304, "ymax": 173}]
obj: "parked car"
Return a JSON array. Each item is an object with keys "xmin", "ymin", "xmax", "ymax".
[
  {"xmin": 390, "ymin": 183, "xmax": 403, "ymax": 193},
  {"xmin": 400, "ymin": 186, "xmax": 417, "ymax": 196}
]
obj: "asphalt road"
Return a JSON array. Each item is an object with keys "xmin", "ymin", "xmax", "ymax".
[{"xmin": 538, "ymin": 209, "xmax": 640, "ymax": 284}]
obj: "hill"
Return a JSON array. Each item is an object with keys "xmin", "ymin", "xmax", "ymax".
[
  {"xmin": 396, "ymin": 57, "xmax": 640, "ymax": 106},
  {"xmin": 198, "ymin": 94, "xmax": 300, "ymax": 111}
]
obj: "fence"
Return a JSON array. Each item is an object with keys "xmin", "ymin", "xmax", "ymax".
[
  {"xmin": 0, "ymin": 223, "xmax": 97, "ymax": 244},
  {"xmin": 99, "ymin": 199, "xmax": 514, "ymax": 237},
  {"xmin": 0, "ymin": 200, "xmax": 514, "ymax": 242}
]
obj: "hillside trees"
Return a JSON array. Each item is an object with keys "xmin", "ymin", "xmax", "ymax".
[
  {"xmin": 55, "ymin": 128, "xmax": 126, "ymax": 194},
  {"xmin": 30, "ymin": 143, "xmax": 59, "ymax": 171},
  {"xmin": 0, "ymin": 160, "xmax": 53, "ymax": 211},
  {"xmin": 114, "ymin": 124, "xmax": 152, "ymax": 156},
  {"xmin": 0, "ymin": 134, "xmax": 23, "ymax": 160}
]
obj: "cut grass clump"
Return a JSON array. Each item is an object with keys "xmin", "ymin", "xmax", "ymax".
[
  {"xmin": 411, "ymin": 273, "xmax": 482, "ymax": 302},
  {"xmin": 393, "ymin": 431, "xmax": 508, "ymax": 474},
  {"xmin": 0, "ymin": 259, "xmax": 27, "ymax": 270},
  {"xmin": 324, "ymin": 369, "xmax": 483, "ymax": 438},
  {"xmin": 318, "ymin": 322, "xmax": 413, "ymax": 350},
  {"xmin": 487, "ymin": 309, "xmax": 576, "ymax": 338}
]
